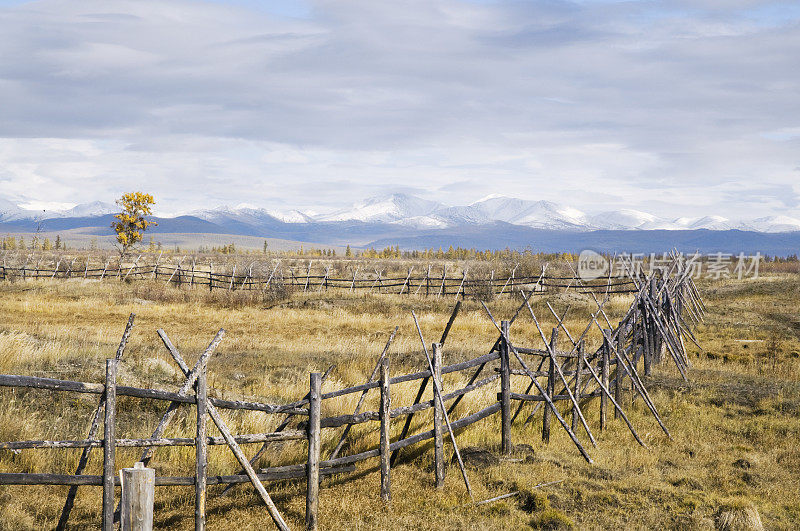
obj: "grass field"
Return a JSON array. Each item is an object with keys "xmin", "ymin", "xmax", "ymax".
[{"xmin": 0, "ymin": 272, "xmax": 799, "ymax": 529}]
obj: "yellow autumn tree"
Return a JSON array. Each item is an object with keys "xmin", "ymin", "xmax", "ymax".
[{"xmin": 111, "ymin": 192, "xmax": 157, "ymax": 257}]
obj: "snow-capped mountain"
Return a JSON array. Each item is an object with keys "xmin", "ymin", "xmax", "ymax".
[
  {"xmin": 467, "ymin": 196, "xmax": 590, "ymax": 230},
  {"xmin": 589, "ymin": 209, "xmax": 662, "ymax": 230},
  {"xmin": 315, "ymin": 193, "xmax": 444, "ymax": 224},
  {"xmin": 267, "ymin": 209, "xmax": 315, "ymax": 224},
  {"xmin": 190, "ymin": 204, "xmax": 314, "ymax": 226},
  {"xmin": 679, "ymin": 215, "xmax": 735, "ymax": 231},
  {"xmin": 0, "ymin": 199, "xmax": 117, "ymax": 221},
  {"xmin": 0, "ymin": 197, "xmax": 27, "ymax": 221},
  {"xmin": 747, "ymin": 215, "xmax": 800, "ymax": 233},
  {"xmin": 2, "ymin": 194, "xmax": 800, "ymax": 234},
  {"xmin": 58, "ymin": 201, "xmax": 117, "ymax": 218}
]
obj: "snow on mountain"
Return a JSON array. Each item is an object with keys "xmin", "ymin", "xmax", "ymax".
[
  {"xmin": 747, "ymin": 215, "xmax": 800, "ymax": 233},
  {"xmin": 189, "ymin": 204, "xmax": 315, "ymax": 225},
  {"xmin": 191, "ymin": 205, "xmax": 280, "ymax": 226},
  {"xmin": 315, "ymin": 193, "xmax": 444, "ymax": 223},
  {"xmin": 58, "ymin": 201, "xmax": 117, "ymax": 218},
  {"xmin": 432, "ymin": 205, "xmax": 491, "ymax": 226},
  {"xmin": 3, "ymin": 193, "xmax": 799, "ymax": 234},
  {"xmin": 0, "ymin": 197, "xmax": 27, "ymax": 221},
  {"xmin": 395, "ymin": 215, "xmax": 450, "ymax": 229},
  {"xmin": 468, "ymin": 196, "xmax": 591, "ymax": 230},
  {"xmin": 589, "ymin": 209, "xmax": 663, "ymax": 230},
  {"xmin": 266, "ymin": 209, "xmax": 315, "ymax": 224},
  {"xmin": 0, "ymin": 199, "xmax": 118, "ymax": 221},
  {"xmin": 684, "ymin": 215, "xmax": 735, "ymax": 230}
]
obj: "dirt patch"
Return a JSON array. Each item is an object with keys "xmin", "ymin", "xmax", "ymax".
[{"xmin": 453, "ymin": 446, "xmax": 499, "ymax": 469}]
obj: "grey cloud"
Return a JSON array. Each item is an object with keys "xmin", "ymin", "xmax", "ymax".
[{"xmin": 0, "ymin": 0, "xmax": 798, "ymax": 219}]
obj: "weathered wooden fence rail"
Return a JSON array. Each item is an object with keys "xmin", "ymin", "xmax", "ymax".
[
  {"xmin": 0, "ymin": 259, "xmax": 638, "ymax": 296},
  {"xmin": 0, "ymin": 255, "xmax": 702, "ymax": 529}
]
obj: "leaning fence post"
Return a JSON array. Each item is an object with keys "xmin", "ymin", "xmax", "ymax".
[
  {"xmin": 499, "ymin": 320, "xmax": 511, "ymax": 454},
  {"xmin": 614, "ymin": 334, "xmax": 622, "ymax": 420},
  {"xmin": 432, "ymin": 342, "xmax": 445, "ymax": 488},
  {"xmin": 542, "ymin": 328, "xmax": 558, "ymax": 443},
  {"xmin": 103, "ymin": 359, "xmax": 117, "ymax": 531},
  {"xmin": 306, "ymin": 372, "xmax": 322, "ymax": 530},
  {"xmin": 649, "ymin": 276, "xmax": 661, "ymax": 364},
  {"xmin": 600, "ymin": 332, "xmax": 610, "ymax": 431},
  {"xmin": 379, "ymin": 357, "xmax": 391, "ymax": 502},
  {"xmin": 640, "ymin": 301, "xmax": 652, "ymax": 376},
  {"xmin": 120, "ymin": 462, "xmax": 155, "ymax": 531},
  {"xmin": 195, "ymin": 364, "xmax": 208, "ymax": 531},
  {"xmin": 572, "ymin": 340, "xmax": 584, "ymax": 432}
]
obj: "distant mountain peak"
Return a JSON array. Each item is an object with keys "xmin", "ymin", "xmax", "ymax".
[
  {"xmin": 316, "ymin": 193, "xmax": 444, "ymax": 223},
  {"xmin": 2, "ymin": 193, "xmax": 800, "ymax": 235},
  {"xmin": 61, "ymin": 201, "xmax": 117, "ymax": 218}
]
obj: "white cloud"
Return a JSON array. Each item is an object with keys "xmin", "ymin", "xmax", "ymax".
[{"xmin": 0, "ymin": 0, "xmax": 798, "ymax": 219}]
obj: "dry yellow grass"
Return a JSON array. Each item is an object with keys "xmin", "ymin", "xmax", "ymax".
[{"xmin": 0, "ymin": 273, "xmax": 799, "ymax": 529}]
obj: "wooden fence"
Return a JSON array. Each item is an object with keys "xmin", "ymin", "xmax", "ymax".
[
  {"xmin": 0, "ymin": 256, "xmax": 703, "ymax": 529},
  {"xmin": 0, "ymin": 258, "xmax": 639, "ymax": 296}
]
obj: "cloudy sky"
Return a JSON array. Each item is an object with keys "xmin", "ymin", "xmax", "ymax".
[{"xmin": 0, "ymin": 0, "xmax": 799, "ymax": 218}]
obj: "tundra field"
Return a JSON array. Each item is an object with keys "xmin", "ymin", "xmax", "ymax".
[{"xmin": 0, "ymin": 262, "xmax": 799, "ymax": 530}]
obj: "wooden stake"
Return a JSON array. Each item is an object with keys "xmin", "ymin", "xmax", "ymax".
[
  {"xmin": 411, "ymin": 312, "xmax": 473, "ymax": 500},
  {"xmin": 522, "ymin": 298, "xmax": 597, "ymax": 447},
  {"xmin": 119, "ymin": 462, "xmax": 154, "ymax": 531},
  {"xmin": 329, "ymin": 328, "xmax": 397, "ymax": 461},
  {"xmin": 195, "ymin": 363, "xmax": 208, "ymax": 531},
  {"xmin": 575, "ymin": 347, "xmax": 648, "ymax": 448},
  {"xmin": 102, "ymin": 359, "xmax": 117, "ymax": 531},
  {"xmin": 480, "ymin": 302, "xmax": 593, "ymax": 463},
  {"xmin": 600, "ymin": 333, "xmax": 610, "ymax": 431},
  {"xmin": 306, "ymin": 373, "xmax": 321, "ymax": 530},
  {"xmin": 571, "ymin": 341, "xmax": 583, "ymax": 432},
  {"xmin": 391, "ymin": 302, "xmax": 460, "ymax": 465},
  {"xmin": 542, "ymin": 329, "xmax": 557, "ymax": 444},
  {"xmin": 379, "ymin": 357, "xmax": 391, "ymax": 502},
  {"xmin": 221, "ymin": 364, "xmax": 336, "ymax": 497},
  {"xmin": 499, "ymin": 321, "xmax": 511, "ymax": 454},
  {"xmin": 167, "ymin": 339, "xmax": 290, "ymax": 530},
  {"xmin": 614, "ymin": 337, "xmax": 622, "ymax": 420},
  {"xmin": 432, "ymin": 342, "xmax": 445, "ymax": 488}
]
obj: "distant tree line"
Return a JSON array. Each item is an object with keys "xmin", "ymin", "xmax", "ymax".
[{"xmin": 2, "ymin": 234, "xmax": 67, "ymax": 251}]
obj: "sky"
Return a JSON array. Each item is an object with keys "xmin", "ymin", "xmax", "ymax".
[{"xmin": 0, "ymin": 0, "xmax": 799, "ymax": 218}]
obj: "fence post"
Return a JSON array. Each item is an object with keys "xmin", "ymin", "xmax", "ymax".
[
  {"xmin": 499, "ymin": 320, "xmax": 511, "ymax": 454},
  {"xmin": 306, "ymin": 372, "xmax": 321, "ymax": 530},
  {"xmin": 614, "ymin": 333, "xmax": 622, "ymax": 420},
  {"xmin": 640, "ymin": 301, "xmax": 652, "ymax": 376},
  {"xmin": 425, "ymin": 265, "xmax": 430, "ymax": 297},
  {"xmin": 195, "ymin": 364, "xmax": 208, "ymax": 531},
  {"xmin": 432, "ymin": 342, "xmax": 445, "ymax": 488},
  {"xmin": 649, "ymin": 276, "xmax": 661, "ymax": 364},
  {"xmin": 120, "ymin": 462, "xmax": 155, "ymax": 531},
  {"xmin": 542, "ymin": 328, "xmax": 558, "ymax": 444},
  {"xmin": 103, "ymin": 359, "xmax": 117, "ymax": 531},
  {"xmin": 600, "ymin": 332, "xmax": 610, "ymax": 431},
  {"xmin": 572, "ymin": 340, "xmax": 584, "ymax": 432},
  {"xmin": 379, "ymin": 357, "xmax": 391, "ymax": 502}
]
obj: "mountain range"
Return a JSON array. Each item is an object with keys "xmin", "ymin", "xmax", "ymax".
[
  {"xmin": 2, "ymin": 193, "xmax": 800, "ymax": 254},
  {"xmin": 183, "ymin": 194, "xmax": 800, "ymax": 233}
]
